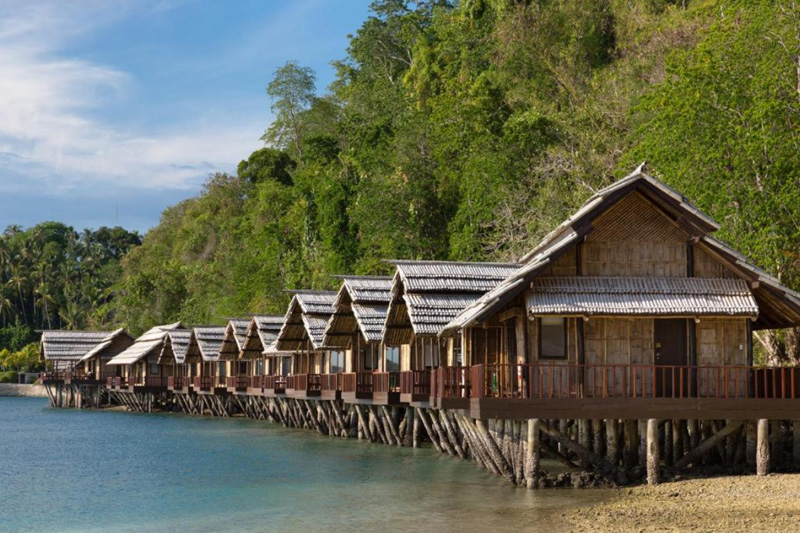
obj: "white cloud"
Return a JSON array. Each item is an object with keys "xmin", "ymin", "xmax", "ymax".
[{"xmin": 0, "ymin": 0, "xmax": 262, "ymax": 194}]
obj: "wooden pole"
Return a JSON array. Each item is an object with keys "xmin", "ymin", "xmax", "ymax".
[
  {"xmin": 623, "ymin": 419, "xmax": 638, "ymax": 467},
  {"xmin": 647, "ymin": 419, "xmax": 660, "ymax": 485},
  {"xmin": 606, "ymin": 419, "xmax": 619, "ymax": 465},
  {"xmin": 526, "ymin": 419, "xmax": 540, "ymax": 489},
  {"xmin": 757, "ymin": 419, "xmax": 770, "ymax": 476},
  {"xmin": 793, "ymin": 420, "xmax": 800, "ymax": 465}
]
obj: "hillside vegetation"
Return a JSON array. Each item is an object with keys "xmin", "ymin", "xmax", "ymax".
[{"xmin": 106, "ymin": 1, "xmax": 800, "ymax": 358}]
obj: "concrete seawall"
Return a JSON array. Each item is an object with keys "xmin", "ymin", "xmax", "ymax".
[{"xmin": 0, "ymin": 383, "xmax": 47, "ymax": 398}]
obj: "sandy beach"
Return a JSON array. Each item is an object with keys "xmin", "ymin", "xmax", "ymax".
[{"xmin": 565, "ymin": 474, "xmax": 800, "ymax": 532}]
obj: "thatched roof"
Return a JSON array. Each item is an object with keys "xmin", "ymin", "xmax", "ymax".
[
  {"xmin": 185, "ymin": 326, "xmax": 227, "ymax": 363},
  {"xmin": 239, "ymin": 315, "xmax": 285, "ymax": 359},
  {"xmin": 324, "ymin": 276, "xmax": 392, "ymax": 347},
  {"xmin": 159, "ymin": 329, "xmax": 192, "ymax": 364},
  {"xmin": 40, "ymin": 330, "xmax": 116, "ymax": 363},
  {"xmin": 382, "ymin": 261, "xmax": 520, "ymax": 344},
  {"xmin": 274, "ymin": 290, "xmax": 337, "ymax": 351},
  {"xmin": 108, "ymin": 322, "xmax": 184, "ymax": 366},
  {"xmin": 443, "ymin": 166, "xmax": 800, "ymax": 334},
  {"xmin": 527, "ymin": 277, "xmax": 759, "ymax": 317},
  {"xmin": 77, "ymin": 328, "xmax": 135, "ymax": 363},
  {"xmin": 219, "ymin": 318, "xmax": 252, "ymax": 361}
]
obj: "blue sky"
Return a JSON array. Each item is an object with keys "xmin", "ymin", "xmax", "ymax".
[{"xmin": 0, "ymin": 0, "xmax": 372, "ymax": 233}]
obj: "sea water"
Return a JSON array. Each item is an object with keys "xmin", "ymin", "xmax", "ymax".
[{"xmin": 0, "ymin": 398, "xmax": 609, "ymax": 532}]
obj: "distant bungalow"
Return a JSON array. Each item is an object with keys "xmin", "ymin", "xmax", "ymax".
[{"xmin": 39, "ymin": 166, "xmax": 800, "ymax": 486}]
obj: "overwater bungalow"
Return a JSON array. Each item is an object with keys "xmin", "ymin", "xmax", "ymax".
[
  {"xmin": 40, "ymin": 329, "xmax": 134, "ymax": 408},
  {"xmin": 106, "ymin": 322, "xmax": 186, "ymax": 411},
  {"xmin": 185, "ymin": 326, "xmax": 227, "ymax": 393},
  {"xmin": 238, "ymin": 315, "xmax": 286, "ymax": 396},
  {"xmin": 162, "ymin": 329, "xmax": 192, "ymax": 393},
  {"xmin": 429, "ymin": 166, "xmax": 800, "ymax": 485},
  {"xmin": 382, "ymin": 260, "xmax": 520, "ymax": 403},
  {"xmin": 73, "ymin": 328, "xmax": 135, "ymax": 384},
  {"xmin": 40, "ymin": 330, "xmax": 114, "ymax": 376},
  {"xmin": 219, "ymin": 318, "xmax": 253, "ymax": 393},
  {"xmin": 323, "ymin": 276, "xmax": 392, "ymax": 403},
  {"xmin": 273, "ymin": 290, "xmax": 338, "ymax": 400}
]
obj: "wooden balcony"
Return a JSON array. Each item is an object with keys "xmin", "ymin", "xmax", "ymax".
[
  {"xmin": 263, "ymin": 375, "xmax": 287, "ymax": 397},
  {"xmin": 286, "ymin": 374, "xmax": 321, "ymax": 399},
  {"xmin": 432, "ymin": 363, "xmax": 800, "ymax": 419},
  {"xmin": 128, "ymin": 376, "xmax": 169, "ymax": 390},
  {"xmin": 341, "ymin": 372, "xmax": 374, "ymax": 403},
  {"xmin": 246, "ymin": 375, "xmax": 264, "ymax": 396},
  {"xmin": 192, "ymin": 375, "xmax": 214, "ymax": 393},
  {"xmin": 41, "ymin": 371, "xmax": 67, "ymax": 384},
  {"xmin": 226, "ymin": 376, "xmax": 250, "ymax": 394},
  {"xmin": 400, "ymin": 370, "xmax": 431, "ymax": 404},
  {"xmin": 320, "ymin": 373, "xmax": 341, "ymax": 400},
  {"xmin": 168, "ymin": 376, "xmax": 190, "ymax": 392},
  {"xmin": 373, "ymin": 372, "xmax": 402, "ymax": 405}
]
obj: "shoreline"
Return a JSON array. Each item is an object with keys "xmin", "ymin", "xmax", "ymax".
[
  {"xmin": 565, "ymin": 474, "xmax": 800, "ymax": 531},
  {"xmin": 0, "ymin": 383, "xmax": 47, "ymax": 398}
]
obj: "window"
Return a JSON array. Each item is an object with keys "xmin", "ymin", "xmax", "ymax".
[
  {"xmin": 505, "ymin": 318, "xmax": 518, "ymax": 360},
  {"xmin": 149, "ymin": 363, "xmax": 159, "ymax": 375},
  {"xmin": 423, "ymin": 341, "xmax": 439, "ymax": 369},
  {"xmin": 237, "ymin": 361, "xmax": 247, "ymax": 375},
  {"xmin": 539, "ymin": 317, "xmax": 567, "ymax": 359},
  {"xmin": 280, "ymin": 357, "xmax": 290, "ymax": 376},
  {"xmin": 453, "ymin": 337, "xmax": 462, "ymax": 366},
  {"xmin": 255, "ymin": 359, "xmax": 264, "ymax": 376},
  {"xmin": 329, "ymin": 350, "xmax": 345, "ymax": 373},
  {"xmin": 361, "ymin": 347, "xmax": 374, "ymax": 370},
  {"xmin": 385, "ymin": 346, "xmax": 400, "ymax": 372},
  {"xmin": 218, "ymin": 362, "xmax": 226, "ymax": 378}
]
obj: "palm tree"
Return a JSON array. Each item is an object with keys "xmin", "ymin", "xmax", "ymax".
[
  {"xmin": 6, "ymin": 266, "xmax": 26, "ymax": 323},
  {"xmin": 0, "ymin": 294, "xmax": 15, "ymax": 327}
]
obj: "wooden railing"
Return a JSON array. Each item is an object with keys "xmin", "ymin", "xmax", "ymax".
[
  {"xmin": 193, "ymin": 376, "xmax": 213, "ymax": 390},
  {"xmin": 250, "ymin": 375, "xmax": 264, "ymax": 389},
  {"xmin": 321, "ymin": 373, "xmax": 341, "ymax": 392},
  {"xmin": 342, "ymin": 372, "xmax": 374, "ymax": 394},
  {"xmin": 168, "ymin": 376, "xmax": 184, "ymax": 389},
  {"xmin": 264, "ymin": 375, "xmax": 287, "ymax": 392},
  {"xmin": 374, "ymin": 372, "xmax": 401, "ymax": 393},
  {"xmin": 400, "ymin": 370, "xmax": 431, "ymax": 396},
  {"xmin": 41, "ymin": 371, "xmax": 67, "ymax": 383},
  {"xmin": 226, "ymin": 376, "xmax": 250, "ymax": 389},
  {"xmin": 111, "ymin": 377, "xmax": 128, "ymax": 388},
  {"xmin": 434, "ymin": 364, "xmax": 800, "ymax": 401},
  {"xmin": 287, "ymin": 374, "xmax": 322, "ymax": 392}
]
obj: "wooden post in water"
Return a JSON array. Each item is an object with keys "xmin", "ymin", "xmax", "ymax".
[
  {"xmin": 646, "ymin": 419, "xmax": 660, "ymax": 485},
  {"xmin": 757, "ymin": 419, "xmax": 770, "ymax": 476},
  {"xmin": 526, "ymin": 419, "xmax": 540, "ymax": 489}
]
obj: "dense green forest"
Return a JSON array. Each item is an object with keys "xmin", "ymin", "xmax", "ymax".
[{"xmin": 7, "ymin": 1, "xmax": 800, "ymax": 361}]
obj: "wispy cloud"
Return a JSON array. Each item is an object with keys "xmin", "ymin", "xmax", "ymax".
[{"xmin": 0, "ymin": 0, "xmax": 261, "ymax": 195}]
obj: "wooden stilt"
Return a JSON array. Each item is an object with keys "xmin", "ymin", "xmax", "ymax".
[
  {"xmin": 526, "ymin": 419, "xmax": 540, "ymax": 489},
  {"xmin": 757, "ymin": 419, "xmax": 770, "ymax": 476},
  {"xmin": 647, "ymin": 419, "xmax": 660, "ymax": 485}
]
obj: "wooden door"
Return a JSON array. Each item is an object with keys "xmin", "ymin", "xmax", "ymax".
[{"xmin": 654, "ymin": 319, "xmax": 687, "ymax": 397}]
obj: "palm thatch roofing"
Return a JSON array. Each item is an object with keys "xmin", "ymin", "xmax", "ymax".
[
  {"xmin": 240, "ymin": 315, "xmax": 285, "ymax": 359},
  {"xmin": 274, "ymin": 290, "xmax": 337, "ymax": 352},
  {"xmin": 40, "ymin": 330, "xmax": 117, "ymax": 364},
  {"xmin": 107, "ymin": 322, "xmax": 185, "ymax": 366},
  {"xmin": 382, "ymin": 261, "xmax": 521, "ymax": 345},
  {"xmin": 324, "ymin": 276, "xmax": 392, "ymax": 347},
  {"xmin": 219, "ymin": 318, "xmax": 252, "ymax": 361},
  {"xmin": 185, "ymin": 326, "xmax": 227, "ymax": 363},
  {"xmin": 159, "ymin": 329, "xmax": 193, "ymax": 365},
  {"xmin": 77, "ymin": 328, "xmax": 135, "ymax": 363},
  {"xmin": 527, "ymin": 277, "xmax": 759, "ymax": 317},
  {"xmin": 442, "ymin": 165, "xmax": 800, "ymax": 335}
]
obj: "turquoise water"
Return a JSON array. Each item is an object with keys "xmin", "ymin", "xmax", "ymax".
[{"xmin": 0, "ymin": 398, "xmax": 606, "ymax": 532}]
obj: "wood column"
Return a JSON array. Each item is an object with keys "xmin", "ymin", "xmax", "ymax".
[
  {"xmin": 526, "ymin": 419, "xmax": 540, "ymax": 489},
  {"xmin": 757, "ymin": 419, "xmax": 770, "ymax": 476},
  {"xmin": 647, "ymin": 418, "xmax": 660, "ymax": 485}
]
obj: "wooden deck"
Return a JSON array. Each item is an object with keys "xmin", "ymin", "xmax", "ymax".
[
  {"xmin": 286, "ymin": 374, "xmax": 321, "ymax": 399},
  {"xmin": 428, "ymin": 363, "xmax": 800, "ymax": 418}
]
